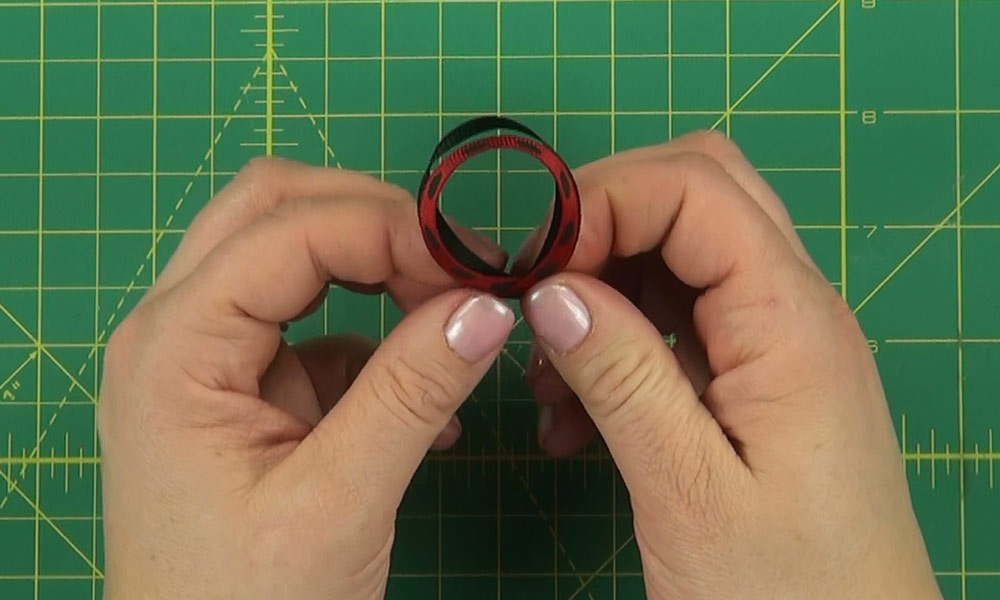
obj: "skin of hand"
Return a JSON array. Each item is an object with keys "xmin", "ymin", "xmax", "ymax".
[
  {"xmin": 518, "ymin": 131, "xmax": 942, "ymax": 599},
  {"xmin": 98, "ymin": 158, "xmax": 517, "ymax": 600}
]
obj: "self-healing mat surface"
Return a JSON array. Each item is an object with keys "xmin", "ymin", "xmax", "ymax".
[{"xmin": 1, "ymin": 1, "xmax": 1000, "ymax": 598}]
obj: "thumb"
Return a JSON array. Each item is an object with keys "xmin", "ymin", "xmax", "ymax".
[
  {"xmin": 295, "ymin": 290, "xmax": 513, "ymax": 502},
  {"xmin": 522, "ymin": 275, "xmax": 745, "ymax": 509}
]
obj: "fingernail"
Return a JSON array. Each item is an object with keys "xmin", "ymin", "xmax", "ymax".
[
  {"xmin": 524, "ymin": 283, "xmax": 591, "ymax": 353},
  {"xmin": 446, "ymin": 413, "xmax": 462, "ymax": 437},
  {"xmin": 432, "ymin": 414, "xmax": 463, "ymax": 450},
  {"xmin": 445, "ymin": 295, "xmax": 515, "ymax": 363},
  {"xmin": 537, "ymin": 404, "xmax": 554, "ymax": 447}
]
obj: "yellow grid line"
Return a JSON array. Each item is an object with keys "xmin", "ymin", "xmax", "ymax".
[
  {"xmin": 724, "ymin": 0, "xmax": 731, "ymax": 136},
  {"xmin": 0, "ymin": 469, "xmax": 104, "ymax": 579},
  {"xmin": 322, "ymin": 0, "xmax": 331, "ymax": 337},
  {"xmin": 0, "ymin": 108, "xmax": 863, "ymax": 121},
  {"xmin": 495, "ymin": 2, "xmax": 502, "ymax": 592},
  {"xmin": 0, "ymin": 0, "xmax": 849, "ymax": 5},
  {"xmin": 838, "ymin": 0, "xmax": 847, "ymax": 302},
  {"xmin": 152, "ymin": 0, "xmax": 159, "ymax": 287},
  {"xmin": 93, "ymin": 0, "xmax": 104, "ymax": 596},
  {"xmin": 885, "ymin": 338, "xmax": 1000, "ymax": 344},
  {"xmin": 710, "ymin": 0, "xmax": 839, "ymax": 132},
  {"xmin": 953, "ymin": 1, "xmax": 966, "ymax": 595},
  {"xmin": 265, "ymin": 0, "xmax": 275, "ymax": 155},
  {"xmin": 852, "ymin": 157, "xmax": 1000, "ymax": 314},
  {"xmin": 3, "ymin": 448, "xmax": 1000, "ymax": 467},
  {"xmin": 553, "ymin": 2, "xmax": 560, "ymax": 592},
  {"xmin": 667, "ymin": 0, "xmax": 673, "ymax": 138},
  {"xmin": 35, "ymin": 2, "xmax": 45, "ymax": 594},
  {"xmin": 0, "ymin": 51, "xmax": 846, "ymax": 63},
  {"xmin": 378, "ymin": 0, "xmax": 387, "ymax": 343},
  {"xmin": 609, "ymin": 5, "xmax": 617, "ymax": 593},
  {"xmin": 436, "ymin": 0, "xmax": 443, "ymax": 595},
  {"xmin": 7, "ymin": 332, "xmax": 1000, "ymax": 350}
]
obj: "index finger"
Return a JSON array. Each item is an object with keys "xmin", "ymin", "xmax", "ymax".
[
  {"xmin": 175, "ymin": 195, "xmax": 448, "ymax": 325},
  {"xmin": 154, "ymin": 195, "xmax": 452, "ymax": 395},
  {"xmin": 567, "ymin": 152, "xmax": 835, "ymax": 375},
  {"xmin": 151, "ymin": 158, "xmax": 414, "ymax": 300}
]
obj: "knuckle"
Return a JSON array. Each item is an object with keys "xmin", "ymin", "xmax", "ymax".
[
  {"xmin": 370, "ymin": 355, "xmax": 462, "ymax": 430},
  {"xmin": 98, "ymin": 309, "xmax": 151, "ymax": 442},
  {"xmin": 233, "ymin": 157, "xmax": 292, "ymax": 206},
  {"xmin": 238, "ymin": 155, "xmax": 282, "ymax": 184},
  {"xmin": 672, "ymin": 150, "xmax": 727, "ymax": 179},
  {"xmin": 103, "ymin": 314, "xmax": 141, "ymax": 371},
  {"xmin": 101, "ymin": 307, "xmax": 152, "ymax": 391},
  {"xmin": 683, "ymin": 129, "xmax": 740, "ymax": 159},
  {"xmin": 259, "ymin": 194, "xmax": 310, "ymax": 221}
]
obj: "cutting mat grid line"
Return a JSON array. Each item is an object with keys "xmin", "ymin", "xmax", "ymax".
[{"xmin": 1, "ymin": 1, "xmax": 999, "ymax": 599}]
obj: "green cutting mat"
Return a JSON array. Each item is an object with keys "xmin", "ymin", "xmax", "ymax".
[{"xmin": 1, "ymin": 0, "xmax": 999, "ymax": 598}]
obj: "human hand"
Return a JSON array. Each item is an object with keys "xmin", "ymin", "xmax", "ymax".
[
  {"xmin": 519, "ymin": 132, "xmax": 942, "ymax": 599},
  {"xmin": 98, "ymin": 159, "xmax": 514, "ymax": 600}
]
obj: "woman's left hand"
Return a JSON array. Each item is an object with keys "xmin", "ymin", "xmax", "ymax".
[{"xmin": 99, "ymin": 158, "xmax": 514, "ymax": 600}]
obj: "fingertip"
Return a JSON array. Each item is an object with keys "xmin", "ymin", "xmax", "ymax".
[
  {"xmin": 511, "ymin": 225, "xmax": 544, "ymax": 275},
  {"xmin": 538, "ymin": 400, "xmax": 597, "ymax": 458},
  {"xmin": 431, "ymin": 414, "xmax": 462, "ymax": 451},
  {"xmin": 522, "ymin": 279, "xmax": 593, "ymax": 354},
  {"xmin": 444, "ymin": 294, "xmax": 515, "ymax": 364},
  {"xmin": 445, "ymin": 216, "xmax": 510, "ymax": 270},
  {"xmin": 511, "ymin": 201, "xmax": 555, "ymax": 275}
]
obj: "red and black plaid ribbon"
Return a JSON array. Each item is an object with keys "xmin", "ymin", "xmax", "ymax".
[{"xmin": 418, "ymin": 116, "xmax": 581, "ymax": 298}]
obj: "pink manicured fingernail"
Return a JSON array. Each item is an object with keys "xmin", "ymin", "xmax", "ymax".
[
  {"xmin": 524, "ymin": 283, "xmax": 591, "ymax": 353},
  {"xmin": 445, "ymin": 295, "xmax": 514, "ymax": 363}
]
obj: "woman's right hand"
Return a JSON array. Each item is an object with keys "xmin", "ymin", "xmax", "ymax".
[{"xmin": 519, "ymin": 132, "xmax": 942, "ymax": 599}]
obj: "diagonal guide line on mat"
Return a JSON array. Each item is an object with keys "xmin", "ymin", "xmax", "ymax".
[
  {"xmin": 710, "ymin": 0, "xmax": 840, "ymax": 132},
  {"xmin": 469, "ymin": 392, "xmax": 597, "ymax": 600},
  {"xmin": 0, "ymin": 63, "xmax": 263, "ymax": 511},
  {"xmin": 566, "ymin": 534, "xmax": 637, "ymax": 600},
  {"xmin": 0, "ymin": 350, "xmax": 37, "ymax": 392},
  {"xmin": 0, "ymin": 468, "xmax": 104, "ymax": 578},
  {"xmin": 493, "ymin": 347, "xmax": 608, "ymax": 600},
  {"xmin": 274, "ymin": 57, "xmax": 345, "ymax": 169},
  {"xmin": 502, "ymin": 345, "xmax": 634, "ymax": 597},
  {"xmin": 0, "ymin": 304, "xmax": 96, "ymax": 403},
  {"xmin": 503, "ymin": 319, "xmax": 637, "ymax": 595},
  {"xmin": 853, "ymin": 157, "xmax": 1000, "ymax": 314}
]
